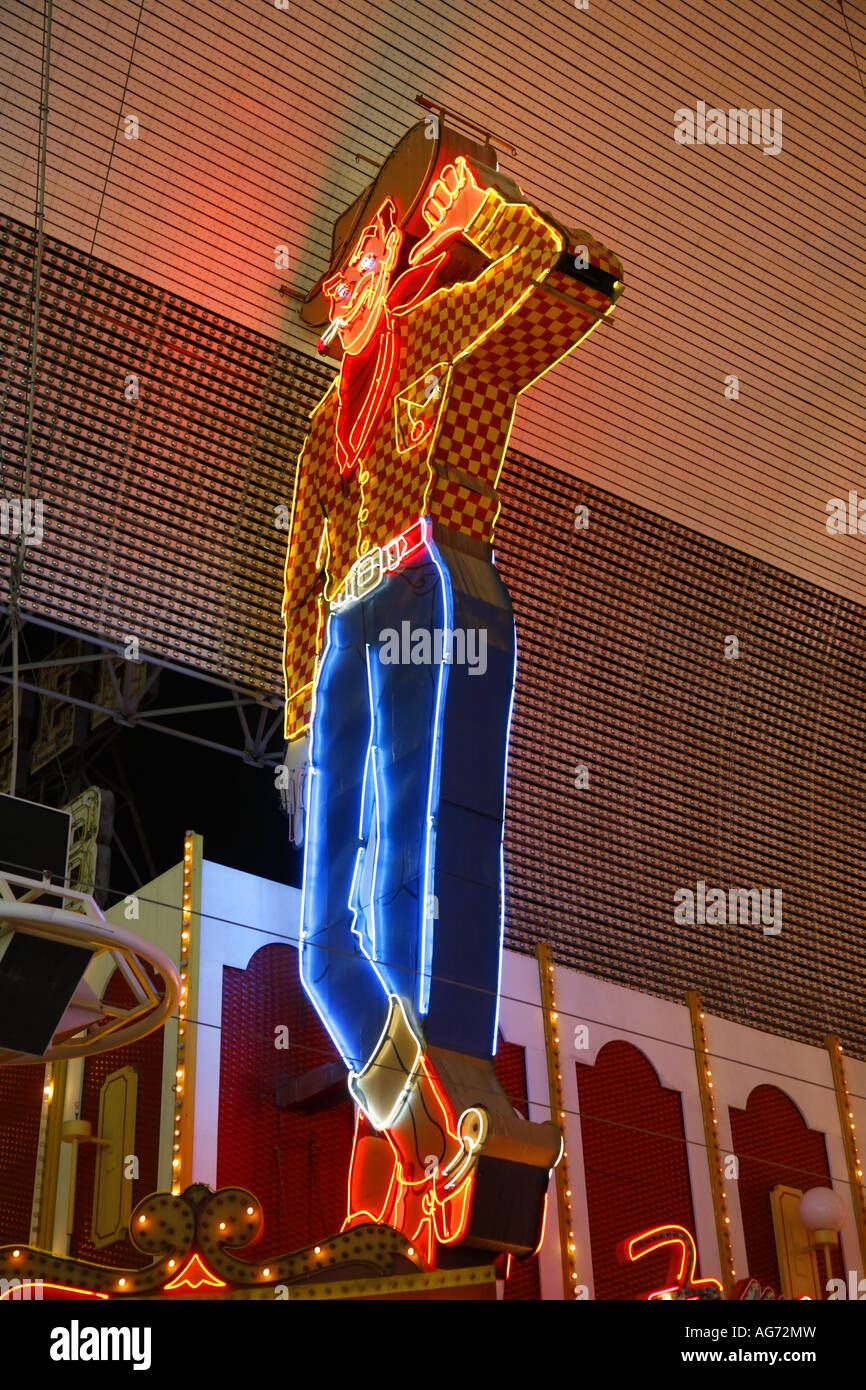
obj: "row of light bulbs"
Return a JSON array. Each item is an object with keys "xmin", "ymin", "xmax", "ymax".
[
  {"xmin": 694, "ymin": 1006, "xmax": 736, "ymax": 1286},
  {"xmin": 171, "ymin": 831, "xmax": 194, "ymax": 1195},
  {"xmin": 545, "ymin": 961, "xmax": 581, "ymax": 1295}
]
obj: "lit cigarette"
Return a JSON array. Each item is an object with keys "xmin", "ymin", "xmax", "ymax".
[{"xmin": 317, "ymin": 316, "xmax": 344, "ymax": 352}]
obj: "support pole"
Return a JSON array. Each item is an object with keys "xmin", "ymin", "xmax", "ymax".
[
  {"xmin": 824, "ymin": 1033, "xmax": 866, "ymax": 1271},
  {"xmin": 685, "ymin": 991, "xmax": 735, "ymax": 1294},
  {"xmin": 535, "ymin": 943, "xmax": 579, "ymax": 1298}
]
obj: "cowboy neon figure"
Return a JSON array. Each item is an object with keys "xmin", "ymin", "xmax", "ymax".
[{"xmin": 284, "ymin": 147, "xmax": 623, "ymax": 1252}]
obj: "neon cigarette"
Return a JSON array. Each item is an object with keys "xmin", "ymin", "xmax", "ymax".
[{"xmin": 317, "ymin": 316, "xmax": 344, "ymax": 352}]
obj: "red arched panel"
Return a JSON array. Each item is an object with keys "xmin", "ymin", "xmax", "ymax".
[
  {"xmin": 576, "ymin": 1040, "xmax": 699, "ymax": 1299},
  {"xmin": 217, "ymin": 942, "xmax": 354, "ymax": 1257},
  {"xmin": 729, "ymin": 1084, "xmax": 844, "ymax": 1291}
]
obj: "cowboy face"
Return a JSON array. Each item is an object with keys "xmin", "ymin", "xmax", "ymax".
[{"xmin": 323, "ymin": 215, "xmax": 402, "ymax": 355}]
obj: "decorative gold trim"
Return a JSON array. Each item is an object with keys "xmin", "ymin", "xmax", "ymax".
[
  {"xmin": 535, "ymin": 943, "xmax": 576, "ymax": 1297},
  {"xmin": 686, "ymin": 991, "xmax": 735, "ymax": 1293},
  {"xmin": 824, "ymin": 1033, "xmax": 866, "ymax": 1270},
  {"xmin": 229, "ymin": 1265, "xmax": 496, "ymax": 1300},
  {"xmin": 173, "ymin": 832, "xmax": 202, "ymax": 1194}
]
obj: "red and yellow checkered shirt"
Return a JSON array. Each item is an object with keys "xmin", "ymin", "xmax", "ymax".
[{"xmin": 283, "ymin": 188, "xmax": 622, "ymax": 738}]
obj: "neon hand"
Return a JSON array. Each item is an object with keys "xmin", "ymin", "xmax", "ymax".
[{"xmin": 409, "ymin": 157, "xmax": 489, "ymax": 265}]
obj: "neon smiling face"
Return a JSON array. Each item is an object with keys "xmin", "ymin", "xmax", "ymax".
[{"xmin": 323, "ymin": 206, "xmax": 402, "ymax": 355}]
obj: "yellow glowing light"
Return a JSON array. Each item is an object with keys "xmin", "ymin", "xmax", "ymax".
[
  {"xmin": 138, "ymin": 1215, "xmax": 146, "ymax": 1225},
  {"xmin": 262, "ymin": 1268, "xmax": 270, "ymax": 1278},
  {"xmin": 247, "ymin": 1207, "xmax": 255, "ymax": 1216},
  {"xmin": 118, "ymin": 1278, "xmax": 126, "ymax": 1288},
  {"xmin": 314, "ymin": 1246, "xmax": 321, "ymax": 1254}
]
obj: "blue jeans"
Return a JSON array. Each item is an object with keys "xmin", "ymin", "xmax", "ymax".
[{"xmin": 299, "ymin": 533, "xmax": 516, "ymax": 1072}]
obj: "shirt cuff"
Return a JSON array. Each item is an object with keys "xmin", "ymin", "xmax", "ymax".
[{"xmin": 465, "ymin": 187, "xmax": 506, "ymax": 249}]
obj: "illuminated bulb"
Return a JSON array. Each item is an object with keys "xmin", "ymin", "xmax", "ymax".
[
  {"xmin": 262, "ymin": 1268, "xmax": 270, "ymax": 1278},
  {"xmin": 172, "ymin": 1158, "xmax": 180, "ymax": 1168},
  {"xmin": 138, "ymin": 1215, "xmax": 146, "ymax": 1225},
  {"xmin": 168, "ymin": 1260, "xmax": 176, "ymax": 1269},
  {"xmin": 219, "ymin": 1222, "xmax": 226, "ymax": 1231},
  {"xmin": 247, "ymin": 1207, "xmax": 254, "ymax": 1216},
  {"xmin": 407, "ymin": 1247, "xmax": 415, "ymax": 1257},
  {"xmin": 118, "ymin": 1278, "xmax": 126, "ymax": 1288},
  {"xmin": 12, "ymin": 1250, "xmax": 20, "ymax": 1258},
  {"xmin": 569, "ymin": 1243, "xmax": 576, "ymax": 1253},
  {"xmin": 551, "ymin": 1012, "xmax": 558, "ymax": 1021},
  {"xmin": 314, "ymin": 1246, "xmax": 321, "ymax": 1255},
  {"xmin": 43, "ymin": 1083, "xmax": 52, "ymax": 1098}
]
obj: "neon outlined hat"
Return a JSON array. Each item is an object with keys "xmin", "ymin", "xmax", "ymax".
[{"xmin": 299, "ymin": 119, "xmax": 508, "ymax": 330}]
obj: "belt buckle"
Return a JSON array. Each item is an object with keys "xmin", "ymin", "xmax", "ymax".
[
  {"xmin": 382, "ymin": 534, "xmax": 406, "ymax": 572},
  {"xmin": 354, "ymin": 546, "xmax": 383, "ymax": 600}
]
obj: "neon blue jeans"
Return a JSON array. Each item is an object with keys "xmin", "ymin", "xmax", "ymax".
[{"xmin": 299, "ymin": 532, "xmax": 516, "ymax": 1072}]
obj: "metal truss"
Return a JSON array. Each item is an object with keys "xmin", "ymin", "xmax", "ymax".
[
  {"xmin": 0, "ymin": 869, "xmax": 181, "ymax": 1066},
  {"xmin": 0, "ymin": 607, "xmax": 286, "ymax": 769}
]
